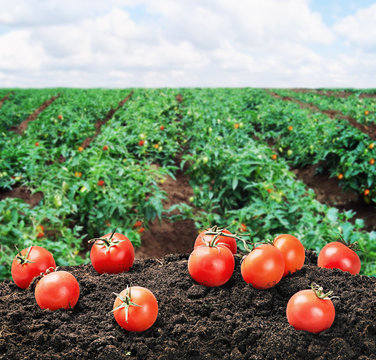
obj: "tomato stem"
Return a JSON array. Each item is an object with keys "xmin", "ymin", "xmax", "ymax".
[
  {"xmin": 15, "ymin": 246, "xmax": 34, "ymax": 265},
  {"xmin": 204, "ymin": 228, "xmax": 254, "ymax": 253},
  {"xmin": 311, "ymin": 283, "xmax": 338, "ymax": 300},
  {"xmin": 112, "ymin": 286, "xmax": 142, "ymax": 323}
]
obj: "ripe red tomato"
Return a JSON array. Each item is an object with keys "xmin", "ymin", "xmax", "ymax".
[
  {"xmin": 318, "ymin": 241, "xmax": 360, "ymax": 275},
  {"xmin": 97, "ymin": 179, "xmax": 105, "ymax": 187},
  {"xmin": 113, "ymin": 286, "xmax": 158, "ymax": 332},
  {"xmin": 160, "ymin": 125, "xmax": 165, "ymax": 131},
  {"xmin": 90, "ymin": 232, "xmax": 134, "ymax": 274},
  {"xmin": 35, "ymin": 270, "xmax": 80, "ymax": 310},
  {"xmin": 138, "ymin": 140, "xmax": 145, "ymax": 146},
  {"xmin": 273, "ymin": 234, "xmax": 305, "ymax": 276},
  {"xmin": 241, "ymin": 244, "xmax": 285, "ymax": 289},
  {"xmin": 35, "ymin": 142, "xmax": 39, "ymax": 147},
  {"xmin": 11, "ymin": 246, "xmax": 56, "ymax": 289},
  {"xmin": 103, "ymin": 145, "xmax": 109, "ymax": 151},
  {"xmin": 57, "ymin": 114, "xmax": 63, "ymax": 120},
  {"xmin": 286, "ymin": 285, "xmax": 335, "ymax": 333},
  {"xmin": 188, "ymin": 243, "xmax": 235, "ymax": 287},
  {"xmin": 194, "ymin": 228, "xmax": 237, "ymax": 254}
]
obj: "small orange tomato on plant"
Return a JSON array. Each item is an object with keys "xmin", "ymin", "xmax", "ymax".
[
  {"xmin": 78, "ymin": 146, "xmax": 84, "ymax": 152},
  {"xmin": 35, "ymin": 142, "xmax": 39, "ymax": 147},
  {"xmin": 160, "ymin": 125, "xmax": 165, "ymax": 131},
  {"xmin": 369, "ymin": 143, "xmax": 374, "ymax": 149},
  {"xmin": 57, "ymin": 114, "xmax": 63, "ymax": 120},
  {"xmin": 271, "ymin": 154, "xmax": 277, "ymax": 160},
  {"xmin": 74, "ymin": 171, "xmax": 82, "ymax": 178},
  {"xmin": 240, "ymin": 223, "xmax": 247, "ymax": 232},
  {"xmin": 133, "ymin": 220, "xmax": 142, "ymax": 228},
  {"xmin": 153, "ymin": 144, "xmax": 159, "ymax": 149},
  {"xmin": 337, "ymin": 173, "xmax": 343, "ymax": 180},
  {"xmin": 288, "ymin": 125, "xmax": 293, "ymax": 131},
  {"xmin": 364, "ymin": 189, "xmax": 370, "ymax": 196},
  {"xmin": 103, "ymin": 145, "xmax": 109, "ymax": 151},
  {"xmin": 138, "ymin": 227, "xmax": 145, "ymax": 234},
  {"xmin": 138, "ymin": 140, "xmax": 145, "ymax": 146},
  {"xmin": 369, "ymin": 158, "xmax": 375, "ymax": 165},
  {"xmin": 364, "ymin": 110, "xmax": 369, "ymax": 116},
  {"xmin": 234, "ymin": 123, "xmax": 240, "ymax": 129},
  {"xmin": 98, "ymin": 180, "xmax": 105, "ymax": 187}
]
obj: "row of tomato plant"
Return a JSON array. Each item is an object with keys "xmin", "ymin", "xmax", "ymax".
[
  {"xmin": 0, "ymin": 87, "xmax": 375, "ymax": 281},
  {"xmin": 274, "ymin": 88, "xmax": 375, "ymax": 125},
  {"xmin": 173, "ymin": 88, "xmax": 376, "ymax": 275},
  {"xmin": 0, "ymin": 88, "xmax": 184, "ymax": 280},
  {"xmin": 242, "ymin": 89, "xmax": 376, "ymax": 202}
]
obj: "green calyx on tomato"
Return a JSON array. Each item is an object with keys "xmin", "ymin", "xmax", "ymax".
[
  {"xmin": 14, "ymin": 246, "xmax": 34, "ymax": 265},
  {"xmin": 89, "ymin": 229, "xmax": 123, "ymax": 252},
  {"xmin": 310, "ymin": 283, "xmax": 336, "ymax": 300},
  {"xmin": 112, "ymin": 286, "xmax": 142, "ymax": 323}
]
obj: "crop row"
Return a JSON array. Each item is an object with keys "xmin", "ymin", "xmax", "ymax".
[
  {"xmin": 240, "ymin": 89, "xmax": 376, "ymax": 203},
  {"xmin": 275, "ymin": 89, "xmax": 375, "ymax": 126},
  {"xmin": 0, "ymin": 89, "xmax": 184, "ymax": 279},
  {"xmin": 0, "ymin": 88, "xmax": 375, "ymax": 280}
]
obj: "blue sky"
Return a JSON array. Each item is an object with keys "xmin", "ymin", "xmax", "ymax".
[{"xmin": 0, "ymin": 0, "xmax": 375, "ymax": 88}]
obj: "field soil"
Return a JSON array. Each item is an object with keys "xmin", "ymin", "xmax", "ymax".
[{"xmin": 0, "ymin": 251, "xmax": 375, "ymax": 360}]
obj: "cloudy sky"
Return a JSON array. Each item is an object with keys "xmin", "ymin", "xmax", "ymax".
[{"xmin": 0, "ymin": 0, "xmax": 375, "ymax": 88}]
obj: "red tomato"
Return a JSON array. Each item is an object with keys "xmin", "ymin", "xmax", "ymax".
[
  {"xmin": 97, "ymin": 180, "xmax": 105, "ymax": 187},
  {"xmin": 35, "ymin": 270, "xmax": 80, "ymax": 310},
  {"xmin": 318, "ymin": 241, "xmax": 360, "ymax": 275},
  {"xmin": 188, "ymin": 244, "xmax": 235, "ymax": 287},
  {"xmin": 286, "ymin": 286, "xmax": 335, "ymax": 333},
  {"xmin": 11, "ymin": 246, "xmax": 56, "ymax": 289},
  {"xmin": 160, "ymin": 125, "xmax": 165, "ymax": 131},
  {"xmin": 57, "ymin": 114, "xmax": 63, "ymax": 120},
  {"xmin": 138, "ymin": 140, "xmax": 145, "ymax": 146},
  {"xmin": 273, "ymin": 234, "xmax": 305, "ymax": 276},
  {"xmin": 241, "ymin": 244, "xmax": 285, "ymax": 289},
  {"xmin": 103, "ymin": 145, "xmax": 109, "ymax": 151},
  {"xmin": 113, "ymin": 286, "xmax": 158, "ymax": 332},
  {"xmin": 35, "ymin": 142, "xmax": 39, "ymax": 147},
  {"xmin": 90, "ymin": 232, "xmax": 134, "ymax": 274},
  {"xmin": 194, "ymin": 228, "xmax": 237, "ymax": 254}
]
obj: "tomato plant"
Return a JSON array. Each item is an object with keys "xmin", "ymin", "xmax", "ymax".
[
  {"xmin": 286, "ymin": 283, "xmax": 336, "ymax": 333},
  {"xmin": 113, "ymin": 286, "xmax": 158, "ymax": 332},
  {"xmin": 90, "ymin": 230, "xmax": 135, "ymax": 274},
  {"xmin": 194, "ymin": 226, "xmax": 237, "ymax": 254},
  {"xmin": 318, "ymin": 241, "xmax": 361, "ymax": 275},
  {"xmin": 11, "ymin": 246, "xmax": 56, "ymax": 289},
  {"xmin": 188, "ymin": 238, "xmax": 235, "ymax": 287},
  {"xmin": 35, "ymin": 269, "xmax": 80, "ymax": 310},
  {"xmin": 241, "ymin": 244, "xmax": 285, "ymax": 289},
  {"xmin": 273, "ymin": 234, "xmax": 305, "ymax": 276}
]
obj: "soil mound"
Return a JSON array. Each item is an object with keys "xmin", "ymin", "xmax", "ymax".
[{"xmin": 0, "ymin": 251, "xmax": 375, "ymax": 360}]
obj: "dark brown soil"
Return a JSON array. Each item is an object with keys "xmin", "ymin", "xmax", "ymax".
[
  {"xmin": 135, "ymin": 170, "xmax": 196, "ymax": 259},
  {"xmin": 0, "ymin": 186, "xmax": 43, "ymax": 207},
  {"xmin": 0, "ymin": 251, "xmax": 375, "ymax": 360},
  {"xmin": 9, "ymin": 94, "xmax": 60, "ymax": 134},
  {"xmin": 293, "ymin": 165, "xmax": 376, "ymax": 231}
]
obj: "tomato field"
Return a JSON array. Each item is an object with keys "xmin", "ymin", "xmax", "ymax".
[{"xmin": 0, "ymin": 88, "xmax": 376, "ymax": 359}]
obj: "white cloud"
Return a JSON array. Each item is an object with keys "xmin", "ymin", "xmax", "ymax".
[
  {"xmin": 0, "ymin": 0, "xmax": 374, "ymax": 87},
  {"xmin": 334, "ymin": 4, "xmax": 376, "ymax": 52}
]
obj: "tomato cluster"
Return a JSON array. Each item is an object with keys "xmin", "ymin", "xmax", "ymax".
[
  {"xmin": 10, "ymin": 224, "xmax": 361, "ymax": 336},
  {"xmin": 11, "ymin": 230, "xmax": 158, "ymax": 332},
  {"xmin": 187, "ymin": 226, "xmax": 361, "ymax": 334}
]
